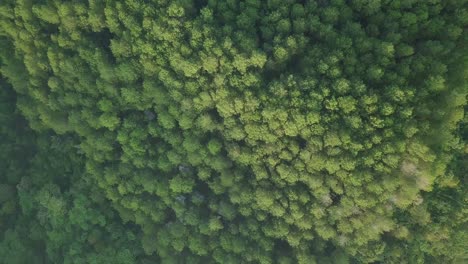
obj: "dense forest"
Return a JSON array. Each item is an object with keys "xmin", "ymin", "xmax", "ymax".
[{"xmin": 0, "ymin": 0, "xmax": 467, "ymax": 263}]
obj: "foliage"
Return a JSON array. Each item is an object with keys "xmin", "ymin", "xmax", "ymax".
[{"xmin": 0, "ymin": 0, "xmax": 467, "ymax": 263}]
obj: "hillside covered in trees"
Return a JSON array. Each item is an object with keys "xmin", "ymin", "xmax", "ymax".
[{"xmin": 0, "ymin": 0, "xmax": 467, "ymax": 263}]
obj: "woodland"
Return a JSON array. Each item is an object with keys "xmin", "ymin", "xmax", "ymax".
[{"xmin": 0, "ymin": 0, "xmax": 467, "ymax": 263}]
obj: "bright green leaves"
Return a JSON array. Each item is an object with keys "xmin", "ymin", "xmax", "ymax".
[
  {"xmin": 396, "ymin": 43, "xmax": 414, "ymax": 57},
  {"xmin": 201, "ymin": 54, "xmax": 219, "ymax": 74},
  {"xmin": 99, "ymin": 112, "xmax": 120, "ymax": 130},
  {"xmin": 367, "ymin": 66, "xmax": 384, "ymax": 80},
  {"xmin": 32, "ymin": 5, "xmax": 60, "ymax": 24},
  {"xmin": 337, "ymin": 96, "xmax": 357, "ymax": 114},
  {"xmin": 324, "ymin": 133, "xmax": 341, "ymax": 148},
  {"xmin": 208, "ymin": 217, "xmax": 223, "ymax": 232},
  {"xmin": 98, "ymin": 99, "xmax": 114, "ymax": 112},
  {"xmin": 255, "ymin": 188, "xmax": 275, "ymax": 210},
  {"xmin": 167, "ymin": 4, "xmax": 185, "ymax": 18},
  {"xmin": 170, "ymin": 175, "xmax": 195, "ymax": 194},
  {"xmin": 0, "ymin": 0, "xmax": 467, "ymax": 263},
  {"xmin": 207, "ymin": 139, "xmax": 222, "ymax": 154},
  {"xmin": 274, "ymin": 46, "xmax": 288, "ymax": 62},
  {"xmin": 169, "ymin": 54, "xmax": 201, "ymax": 78}
]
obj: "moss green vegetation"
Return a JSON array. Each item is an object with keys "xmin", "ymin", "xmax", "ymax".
[{"xmin": 0, "ymin": 0, "xmax": 467, "ymax": 263}]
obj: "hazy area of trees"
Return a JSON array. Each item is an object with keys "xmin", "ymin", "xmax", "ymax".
[{"xmin": 0, "ymin": 0, "xmax": 467, "ymax": 263}]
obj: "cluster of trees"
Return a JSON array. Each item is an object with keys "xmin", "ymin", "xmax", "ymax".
[{"xmin": 0, "ymin": 0, "xmax": 467, "ymax": 263}]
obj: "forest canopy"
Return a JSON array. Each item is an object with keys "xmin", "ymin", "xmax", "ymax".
[{"xmin": 0, "ymin": 0, "xmax": 467, "ymax": 263}]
